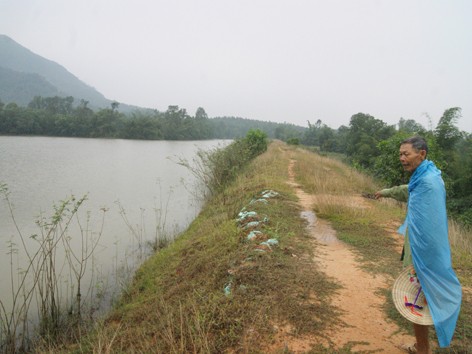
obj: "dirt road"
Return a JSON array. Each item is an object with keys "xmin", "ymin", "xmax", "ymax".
[{"xmin": 286, "ymin": 158, "xmax": 414, "ymax": 353}]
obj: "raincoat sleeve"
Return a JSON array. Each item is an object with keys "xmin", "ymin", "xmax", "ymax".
[{"xmin": 379, "ymin": 184, "xmax": 408, "ymax": 202}]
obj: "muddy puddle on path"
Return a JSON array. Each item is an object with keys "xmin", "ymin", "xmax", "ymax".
[
  {"xmin": 287, "ymin": 158, "xmax": 414, "ymax": 353},
  {"xmin": 300, "ymin": 210, "xmax": 338, "ymax": 245}
]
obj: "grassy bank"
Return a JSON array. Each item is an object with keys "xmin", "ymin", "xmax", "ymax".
[
  {"xmin": 46, "ymin": 141, "xmax": 471, "ymax": 353},
  {"xmin": 51, "ymin": 141, "xmax": 338, "ymax": 353}
]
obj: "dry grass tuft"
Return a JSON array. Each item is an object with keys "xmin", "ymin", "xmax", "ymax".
[
  {"xmin": 449, "ymin": 220, "xmax": 472, "ymax": 286},
  {"xmin": 293, "ymin": 148, "xmax": 376, "ymax": 195}
]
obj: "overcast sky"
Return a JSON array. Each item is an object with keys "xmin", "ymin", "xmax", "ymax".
[{"xmin": 1, "ymin": 0, "xmax": 471, "ymax": 132}]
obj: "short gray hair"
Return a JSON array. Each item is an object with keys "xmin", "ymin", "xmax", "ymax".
[{"xmin": 401, "ymin": 136, "xmax": 428, "ymax": 155}]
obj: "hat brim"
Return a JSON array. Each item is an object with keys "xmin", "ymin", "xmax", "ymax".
[{"xmin": 392, "ymin": 266, "xmax": 433, "ymax": 326}]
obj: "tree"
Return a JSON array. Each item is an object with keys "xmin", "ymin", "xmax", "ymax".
[
  {"xmin": 346, "ymin": 113, "xmax": 395, "ymax": 169},
  {"xmin": 374, "ymin": 131, "xmax": 446, "ymax": 186},
  {"xmin": 398, "ymin": 118, "xmax": 425, "ymax": 134},
  {"xmin": 193, "ymin": 107, "xmax": 213, "ymax": 139},
  {"xmin": 161, "ymin": 105, "xmax": 190, "ymax": 139},
  {"xmin": 120, "ymin": 113, "xmax": 161, "ymax": 140},
  {"xmin": 93, "ymin": 108, "xmax": 121, "ymax": 138},
  {"xmin": 70, "ymin": 100, "xmax": 94, "ymax": 137},
  {"xmin": 28, "ymin": 96, "xmax": 74, "ymax": 115},
  {"xmin": 303, "ymin": 119, "xmax": 323, "ymax": 146},
  {"xmin": 447, "ymin": 133, "xmax": 472, "ymax": 225},
  {"xmin": 274, "ymin": 123, "xmax": 303, "ymax": 143},
  {"xmin": 111, "ymin": 101, "xmax": 119, "ymax": 111},
  {"xmin": 195, "ymin": 107, "xmax": 208, "ymax": 120},
  {"xmin": 435, "ymin": 107, "xmax": 462, "ymax": 151},
  {"xmin": 0, "ymin": 103, "xmax": 21, "ymax": 134},
  {"xmin": 318, "ymin": 125, "xmax": 337, "ymax": 151},
  {"xmin": 334, "ymin": 125, "xmax": 350, "ymax": 154},
  {"xmin": 374, "ymin": 132, "xmax": 412, "ymax": 185}
]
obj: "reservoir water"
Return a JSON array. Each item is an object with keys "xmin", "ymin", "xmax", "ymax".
[{"xmin": 0, "ymin": 136, "xmax": 229, "ymax": 323}]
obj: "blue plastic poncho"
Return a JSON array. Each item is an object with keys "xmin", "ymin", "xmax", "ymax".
[{"xmin": 399, "ymin": 160, "xmax": 462, "ymax": 347}]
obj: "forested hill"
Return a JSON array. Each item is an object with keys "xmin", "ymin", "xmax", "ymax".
[
  {"xmin": 0, "ymin": 66, "xmax": 61, "ymax": 105},
  {"xmin": 0, "ymin": 34, "xmax": 115, "ymax": 109}
]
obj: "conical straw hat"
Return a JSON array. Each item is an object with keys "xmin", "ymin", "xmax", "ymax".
[{"xmin": 392, "ymin": 266, "xmax": 433, "ymax": 325}]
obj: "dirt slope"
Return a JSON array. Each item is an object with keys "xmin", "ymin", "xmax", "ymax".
[{"xmin": 285, "ymin": 157, "xmax": 415, "ymax": 353}]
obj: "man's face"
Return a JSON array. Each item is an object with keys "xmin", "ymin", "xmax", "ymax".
[{"xmin": 399, "ymin": 143, "xmax": 426, "ymax": 172}]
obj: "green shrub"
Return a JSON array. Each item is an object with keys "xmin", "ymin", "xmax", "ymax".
[
  {"xmin": 287, "ymin": 137, "xmax": 300, "ymax": 145},
  {"xmin": 243, "ymin": 129, "xmax": 268, "ymax": 158},
  {"xmin": 180, "ymin": 130, "xmax": 269, "ymax": 199}
]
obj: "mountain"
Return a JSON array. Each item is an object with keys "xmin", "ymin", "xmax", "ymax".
[
  {"xmin": 0, "ymin": 66, "xmax": 60, "ymax": 105},
  {"xmin": 0, "ymin": 34, "xmax": 115, "ymax": 109}
]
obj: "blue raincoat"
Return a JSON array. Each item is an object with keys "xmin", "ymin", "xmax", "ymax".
[{"xmin": 398, "ymin": 160, "xmax": 462, "ymax": 347}]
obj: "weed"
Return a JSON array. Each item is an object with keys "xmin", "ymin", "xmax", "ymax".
[{"xmin": 0, "ymin": 185, "xmax": 107, "ymax": 352}]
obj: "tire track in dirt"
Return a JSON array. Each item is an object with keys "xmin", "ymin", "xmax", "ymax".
[{"xmin": 287, "ymin": 157, "xmax": 414, "ymax": 353}]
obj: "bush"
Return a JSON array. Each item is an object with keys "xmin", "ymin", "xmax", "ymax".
[
  {"xmin": 243, "ymin": 129, "xmax": 268, "ymax": 159},
  {"xmin": 180, "ymin": 130, "xmax": 269, "ymax": 200}
]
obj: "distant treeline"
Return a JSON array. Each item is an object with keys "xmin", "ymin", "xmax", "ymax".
[
  {"xmin": 0, "ymin": 96, "xmax": 305, "ymax": 141},
  {"xmin": 1, "ymin": 96, "xmax": 471, "ymax": 226},
  {"xmin": 300, "ymin": 108, "xmax": 472, "ymax": 227}
]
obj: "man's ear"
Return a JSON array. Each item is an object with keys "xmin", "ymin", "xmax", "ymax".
[{"xmin": 420, "ymin": 150, "xmax": 427, "ymax": 159}]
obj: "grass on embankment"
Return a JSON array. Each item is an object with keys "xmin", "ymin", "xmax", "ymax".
[
  {"xmin": 58, "ymin": 141, "xmax": 341, "ymax": 353},
  {"xmin": 49, "ymin": 142, "xmax": 471, "ymax": 353},
  {"xmin": 293, "ymin": 149, "xmax": 472, "ymax": 353}
]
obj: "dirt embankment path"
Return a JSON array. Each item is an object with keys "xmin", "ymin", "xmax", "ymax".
[{"xmin": 286, "ymin": 158, "xmax": 414, "ymax": 353}]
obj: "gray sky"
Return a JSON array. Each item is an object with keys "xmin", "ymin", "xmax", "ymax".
[{"xmin": 1, "ymin": 0, "xmax": 471, "ymax": 132}]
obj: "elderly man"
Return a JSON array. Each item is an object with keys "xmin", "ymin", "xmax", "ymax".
[{"xmin": 376, "ymin": 136, "xmax": 462, "ymax": 354}]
